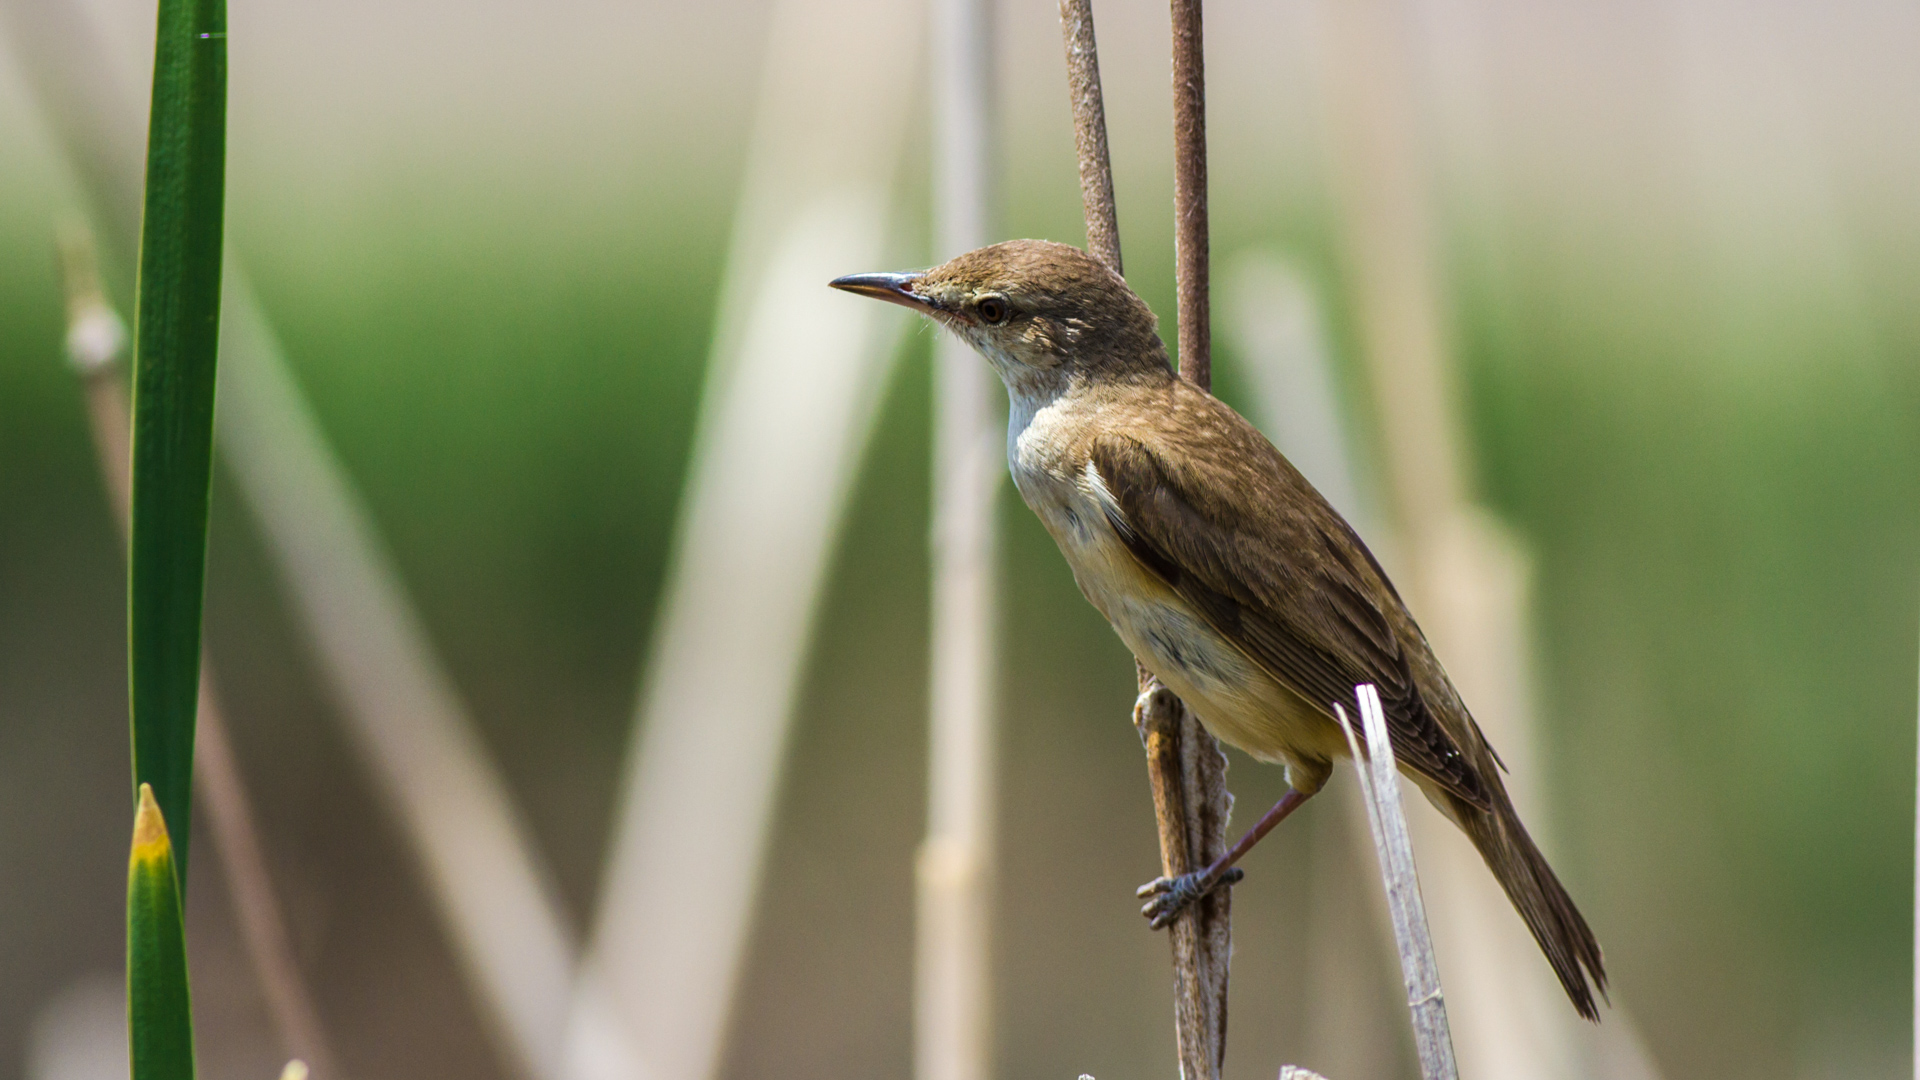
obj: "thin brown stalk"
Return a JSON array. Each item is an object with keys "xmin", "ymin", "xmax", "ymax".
[
  {"xmin": 1057, "ymin": 0, "xmax": 1121, "ymax": 274},
  {"xmin": 1134, "ymin": 688, "xmax": 1232, "ymax": 1080},
  {"xmin": 1169, "ymin": 0, "xmax": 1210, "ymax": 390},
  {"xmin": 1058, "ymin": 5, "xmax": 1233, "ymax": 1079},
  {"xmin": 192, "ymin": 685, "xmax": 343, "ymax": 1080},
  {"xmin": 60, "ymin": 223, "xmax": 344, "ymax": 1080},
  {"xmin": 1165, "ymin": 2, "xmax": 1233, "ymax": 1077}
]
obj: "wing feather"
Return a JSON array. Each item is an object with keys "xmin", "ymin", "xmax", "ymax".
[{"xmin": 1087, "ymin": 424, "xmax": 1490, "ymax": 810}]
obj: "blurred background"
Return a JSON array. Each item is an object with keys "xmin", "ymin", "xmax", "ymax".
[{"xmin": 1, "ymin": 1, "xmax": 1917, "ymax": 1079}]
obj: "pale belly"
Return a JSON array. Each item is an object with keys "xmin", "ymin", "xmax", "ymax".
[{"xmin": 1020, "ymin": 478, "xmax": 1346, "ymax": 792}]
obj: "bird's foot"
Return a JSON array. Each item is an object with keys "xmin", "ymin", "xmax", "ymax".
[{"xmin": 1136, "ymin": 866, "xmax": 1244, "ymax": 929}]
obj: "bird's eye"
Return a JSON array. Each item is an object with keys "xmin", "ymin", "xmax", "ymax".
[{"xmin": 976, "ymin": 296, "xmax": 1010, "ymax": 325}]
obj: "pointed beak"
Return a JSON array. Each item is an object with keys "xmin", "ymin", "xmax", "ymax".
[{"xmin": 828, "ymin": 271, "xmax": 937, "ymax": 314}]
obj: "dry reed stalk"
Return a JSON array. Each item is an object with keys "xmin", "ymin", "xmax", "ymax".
[
  {"xmin": 1133, "ymin": 688, "xmax": 1233, "ymax": 1080},
  {"xmin": 1227, "ymin": 255, "xmax": 1408, "ymax": 1075},
  {"xmin": 59, "ymin": 223, "xmax": 344, "ymax": 1080},
  {"xmin": 1057, "ymin": 4, "xmax": 1233, "ymax": 1077},
  {"xmin": 571, "ymin": 3, "xmax": 924, "ymax": 1079},
  {"xmin": 1058, "ymin": 0, "xmax": 1120, "ymax": 275},
  {"xmin": 1311, "ymin": 1, "xmax": 1607, "ymax": 1075},
  {"xmin": 1336, "ymin": 686, "xmax": 1458, "ymax": 1080},
  {"xmin": 221, "ymin": 274, "xmax": 586, "ymax": 1080},
  {"xmin": 1168, "ymin": 0, "xmax": 1210, "ymax": 392},
  {"xmin": 920, "ymin": 2, "xmax": 1000, "ymax": 1080},
  {"xmin": 1162, "ymin": 3, "xmax": 1235, "ymax": 1077}
]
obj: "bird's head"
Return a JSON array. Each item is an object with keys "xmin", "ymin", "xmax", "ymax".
[{"xmin": 830, "ymin": 239, "xmax": 1169, "ymax": 395}]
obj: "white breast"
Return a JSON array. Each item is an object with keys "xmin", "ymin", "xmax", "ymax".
[{"xmin": 1002, "ymin": 390, "xmax": 1335, "ymax": 774}]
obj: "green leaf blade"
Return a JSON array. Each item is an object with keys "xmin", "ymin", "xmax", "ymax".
[
  {"xmin": 129, "ymin": 0, "xmax": 227, "ymax": 878},
  {"xmin": 128, "ymin": 784, "xmax": 197, "ymax": 1080}
]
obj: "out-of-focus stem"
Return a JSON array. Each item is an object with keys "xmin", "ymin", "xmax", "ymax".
[
  {"xmin": 61, "ymin": 223, "xmax": 345, "ymax": 1080},
  {"xmin": 7, "ymin": 5, "xmax": 588, "ymax": 1067},
  {"xmin": 920, "ymin": 3, "xmax": 1000, "ymax": 1080},
  {"xmin": 569, "ymin": 3, "xmax": 925, "ymax": 1079},
  {"xmin": 1227, "ymin": 254, "xmax": 1406, "ymax": 1076},
  {"xmin": 1317, "ymin": 1, "xmax": 1570, "ymax": 1075},
  {"xmin": 1318, "ymin": 1, "xmax": 1669, "ymax": 1075}
]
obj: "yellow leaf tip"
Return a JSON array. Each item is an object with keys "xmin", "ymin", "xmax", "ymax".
[{"xmin": 132, "ymin": 783, "xmax": 173, "ymax": 860}]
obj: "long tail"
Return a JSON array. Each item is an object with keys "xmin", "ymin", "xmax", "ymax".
[{"xmin": 1459, "ymin": 793, "xmax": 1609, "ymax": 1020}]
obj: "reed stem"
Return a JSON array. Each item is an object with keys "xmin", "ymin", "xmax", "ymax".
[
  {"xmin": 1057, "ymin": 6, "xmax": 1233, "ymax": 1077},
  {"xmin": 1058, "ymin": 0, "xmax": 1121, "ymax": 274},
  {"xmin": 1169, "ymin": 0, "xmax": 1209, "ymax": 390},
  {"xmin": 920, "ymin": 3, "xmax": 1001, "ymax": 1080}
]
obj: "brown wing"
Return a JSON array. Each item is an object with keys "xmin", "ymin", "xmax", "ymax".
[{"xmin": 1086, "ymin": 415, "xmax": 1491, "ymax": 811}]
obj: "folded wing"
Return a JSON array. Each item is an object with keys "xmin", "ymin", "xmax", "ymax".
[{"xmin": 1084, "ymin": 413, "xmax": 1490, "ymax": 812}]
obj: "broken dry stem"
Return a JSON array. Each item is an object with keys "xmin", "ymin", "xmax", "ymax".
[{"xmin": 1337, "ymin": 687, "xmax": 1458, "ymax": 1080}]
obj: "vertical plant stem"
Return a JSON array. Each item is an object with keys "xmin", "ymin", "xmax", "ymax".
[
  {"xmin": 1057, "ymin": 0, "xmax": 1121, "ymax": 274},
  {"xmin": 1169, "ymin": 0, "xmax": 1209, "ymax": 390},
  {"xmin": 1315, "ymin": 2, "xmax": 1640, "ymax": 1074},
  {"xmin": 921, "ymin": 3, "xmax": 1000, "ymax": 1080},
  {"xmin": 576, "ymin": 5, "xmax": 925, "ymax": 1079},
  {"xmin": 129, "ymin": 0, "xmax": 226, "ymax": 880},
  {"xmin": 1165, "ymin": 3, "xmax": 1232, "ymax": 1077},
  {"xmin": 1058, "ymin": 5, "xmax": 1231, "ymax": 1078},
  {"xmin": 128, "ymin": 784, "xmax": 196, "ymax": 1080},
  {"xmin": 125, "ymin": 0, "xmax": 224, "ymax": 1074},
  {"xmin": 193, "ymin": 684, "xmax": 343, "ymax": 1079},
  {"xmin": 1134, "ymin": 688, "xmax": 1231, "ymax": 1080}
]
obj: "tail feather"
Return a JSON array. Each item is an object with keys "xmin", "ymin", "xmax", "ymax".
[{"xmin": 1461, "ymin": 795, "xmax": 1609, "ymax": 1021}]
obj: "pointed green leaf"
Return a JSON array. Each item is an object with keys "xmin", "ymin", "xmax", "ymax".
[{"xmin": 128, "ymin": 784, "xmax": 196, "ymax": 1080}]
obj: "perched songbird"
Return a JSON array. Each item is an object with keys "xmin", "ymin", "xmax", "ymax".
[{"xmin": 830, "ymin": 239, "xmax": 1606, "ymax": 1020}]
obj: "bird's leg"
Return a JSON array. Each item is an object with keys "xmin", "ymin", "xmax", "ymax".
[{"xmin": 1138, "ymin": 786, "xmax": 1315, "ymax": 929}]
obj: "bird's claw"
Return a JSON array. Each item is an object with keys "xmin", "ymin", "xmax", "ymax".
[{"xmin": 1136, "ymin": 867, "xmax": 1244, "ymax": 929}]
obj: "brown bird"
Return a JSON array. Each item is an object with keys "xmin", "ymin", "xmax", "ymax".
[{"xmin": 830, "ymin": 238, "xmax": 1606, "ymax": 1020}]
